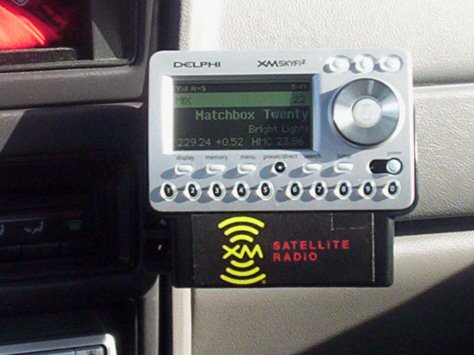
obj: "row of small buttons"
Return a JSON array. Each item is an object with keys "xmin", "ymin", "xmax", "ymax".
[
  {"xmin": 175, "ymin": 161, "xmax": 290, "ymax": 176},
  {"xmin": 326, "ymin": 54, "xmax": 402, "ymax": 74},
  {"xmin": 160, "ymin": 179, "xmax": 401, "ymax": 202},
  {"xmin": 173, "ymin": 159, "xmax": 402, "ymax": 177}
]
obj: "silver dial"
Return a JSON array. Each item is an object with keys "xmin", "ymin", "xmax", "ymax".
[{"xmin": 332, "ymin": 79, "xmax": 400, "ymax": 146}]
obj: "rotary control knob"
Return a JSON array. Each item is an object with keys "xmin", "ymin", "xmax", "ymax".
[{"xmin": 332, "ymin": 79, "xmax": 400, "ymax": 146}]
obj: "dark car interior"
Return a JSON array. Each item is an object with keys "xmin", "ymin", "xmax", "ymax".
[{"xmin": 0, "ymin": 1, "xmax": 473, "ymax": 354}]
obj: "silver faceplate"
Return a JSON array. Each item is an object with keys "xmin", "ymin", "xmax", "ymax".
[{"xmin": 148, "ymin": 49, "xmax": 415, "ymax": 212}]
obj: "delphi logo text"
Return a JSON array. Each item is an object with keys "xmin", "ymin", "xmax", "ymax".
[
  {"xmin": 173, "ymin": 61, "xmax": 221, "ymax": 68},
  {"xmin": 218, "ymin": 216, "xmax": 266, "ymax": 286},
  {"xmin": 257, "ymin": 59, "xmax": 306, "ymax": 68}
]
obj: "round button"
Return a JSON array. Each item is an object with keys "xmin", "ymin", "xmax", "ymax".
[
  {"xmin": 379, "ymin": 56, "xmax": 402, "ymax": 72},
  {"xmin": 359, "ymin": 180, "xmax": 377, "ymax": 199},
  {"xmin": 233, "ymin": 181, "xmax": 250, "ymax": 200},
  {"xmin": 326, "ymin": 56, "xmax": 351, "ymax": 73},
  {"xmin": 208, "ymin": 181, "xmax": 226, "ymax": 201},
  {"xmin": 352, "ymin": 98, "xmax": 383, "ymax": 128},
  {"xmin": 384, "ymin": 179, "xmax": 401, "ymax": 199},
  {"xmin": 386, "ymin": 158, "xmax": 402, "ymax": 175},
  {"xmin": 335, "ymin": 180, "xmax": 352, "ymax": 200},
  {"xmin": 160, "ymin": 182, "xmax": 177, "ymax": 201},
  {"xmin": 257, "ymin": 181, "xmax": 274, "ymax": 200},
  {"xmin": 184, "ymin": 182, "xmax": 201, "ymax": 201},
  {"xmin": 273, "ymin": 161, "xmax": 287, "ymax": 175},
  {"xmin": 332, "ymin": 79, "xmax": 400, "ymax": 146},
  {"xmin": 353, "ymin": 55, "xmax": 375, "ymax": 73},
  {"xmin": 286, "ymin": 181, "xmax": 303, "ymax": 200},
  {"xmin": 310, "ymin": 181, "xmax": 328, "ymax": 200}
]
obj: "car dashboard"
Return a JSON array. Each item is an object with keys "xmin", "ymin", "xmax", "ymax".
[{"xmin": 0, "ymin": 1, "xmax": 473, "ymax": 354}]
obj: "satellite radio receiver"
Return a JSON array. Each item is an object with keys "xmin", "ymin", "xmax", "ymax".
[
  {"xmin": 148, "ymin": 49, "xmax": 415, "ymax": 213},
  {"xmin": 148, "ymin": 49, "xmax": 415, "ymax": 287}
]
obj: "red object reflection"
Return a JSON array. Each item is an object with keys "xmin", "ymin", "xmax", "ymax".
[{"xmin": 0, "ymin": 0, "xmax": 77, "ymax": 50}]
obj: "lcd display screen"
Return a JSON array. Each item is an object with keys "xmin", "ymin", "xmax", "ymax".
[{"xmin": 173, "ymin": 79, "xmax": 313, "ymax": 150}]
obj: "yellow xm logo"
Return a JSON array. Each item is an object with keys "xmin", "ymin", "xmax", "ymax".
[{"xmin": 218, "ymin": 216, "xmax": 266, "ymax": 286}]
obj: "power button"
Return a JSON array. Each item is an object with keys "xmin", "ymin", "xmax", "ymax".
[{"xmin": 386, "ymin": 159, "xmax": 402, "ymax": 175}]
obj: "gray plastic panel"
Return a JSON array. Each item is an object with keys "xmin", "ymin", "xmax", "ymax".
[
  {"xmin": 411, "ymin": 84, "xmax": 474, "ymax": 219},
  {"xmin": 180, "ymin": 0, "xmax": 474, "ymax": 85}
]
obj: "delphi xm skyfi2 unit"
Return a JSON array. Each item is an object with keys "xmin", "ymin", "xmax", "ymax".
[{"xmin": 148, "ymin": 49, "xmax": 415, "ymax": 287}]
